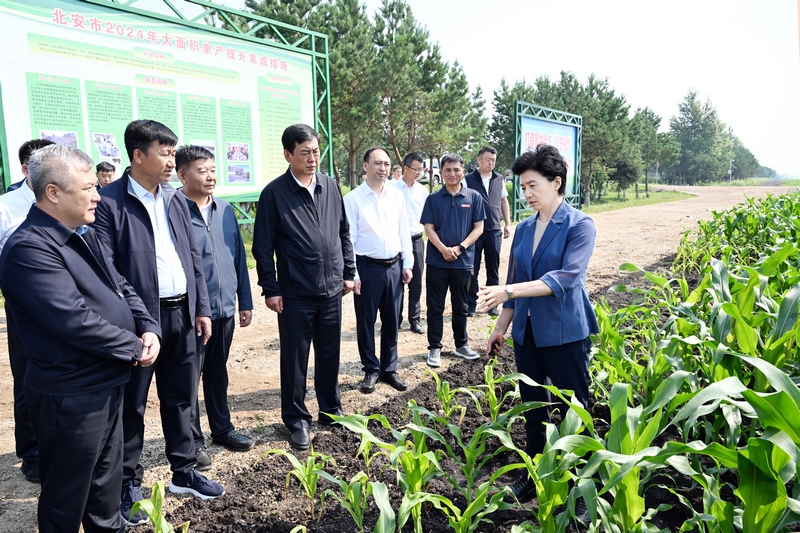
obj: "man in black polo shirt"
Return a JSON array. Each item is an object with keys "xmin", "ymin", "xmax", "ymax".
[
  {"xmin": 464, "ymin": 146, "xmax": 511, "ymax": 316},
  {"xmin": 420, "ymin": 153, "xmax": 485, "ymax": 367}
]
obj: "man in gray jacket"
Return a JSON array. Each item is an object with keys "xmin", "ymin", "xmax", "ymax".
[{"xmin": 177, "ymin": 145, "xmax": 254, "ymax": 467}]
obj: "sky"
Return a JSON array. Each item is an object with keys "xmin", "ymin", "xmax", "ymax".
[{"xmin": 208, "ymin": 0, "xmax": 800, "ymax": 176}]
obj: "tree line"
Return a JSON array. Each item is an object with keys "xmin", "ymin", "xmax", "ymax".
[{"xmin": 242, "ymin": 0, "xmax": 773, "ymax": 201}]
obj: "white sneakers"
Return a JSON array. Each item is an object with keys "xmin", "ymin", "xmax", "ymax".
[{"xmin": 427, "ymin": 349, "xmax": 441, "ymax": 367}]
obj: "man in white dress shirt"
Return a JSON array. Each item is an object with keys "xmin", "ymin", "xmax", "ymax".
[
  {"xmin": 394, "ymin": 152, "xmax": 428, "ymax": 335},
  {"xmin": 0, "ymin": 138, "xmax": 55, "ymax": 483},
  {"xmin": 344, "ymin": 147, "xmax": 413, "ymax": 394}
]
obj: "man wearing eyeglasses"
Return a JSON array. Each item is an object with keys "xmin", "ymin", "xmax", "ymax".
[{"xmin": 394, "ymin": 152, "xmax": 428, "ymax": 335}]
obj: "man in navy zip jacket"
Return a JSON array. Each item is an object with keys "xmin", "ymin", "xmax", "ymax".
[
  {"xmin": 93, "ymin": 120, "xmax": 222, "ymax": 525},
  {"xmin": 0, "ymin": 144, "xmax": 161, "ymax": 533},
  {"xmin": 176, "ymin": 145, "xmax": 255, "ymax": 461},
  {"xmin": 252, "ymin": 124, "xmax": 355, "ymax": 451}
]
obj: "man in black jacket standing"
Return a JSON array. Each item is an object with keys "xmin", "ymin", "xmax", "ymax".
[
  {"xmin": 0, "ymin": 144, "xmax": 161, "ymax": 533},
  {"xmin": 93, "ymin": 120, "xmax": 221, "ymax": 525},
  {"xmin": 464, "ymin": 146, "xmax": 511, "ymax": 316},
  {"xmin": 252, "ymin": 124, "xmax": 355, "ymax": 451}
]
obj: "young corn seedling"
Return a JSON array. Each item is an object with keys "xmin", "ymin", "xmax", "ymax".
[
  {"xmin": 428, "ymin": 370, "xmax": 481, "ymax": 424},
  {"xmin": 480, "ymin": 357, "xmax": 522, "ymax": 423},
  {"xmin": 129, "ymin": 480, "xmax": 189, "ymax": 533},
  {"xmin": 319, "ymin": 471, "xmax": 372, "ymax": 533},
  {"xmin": 260, "ymin": 449, "xmax": 334, "ymax": 521},
  {"xmin": 328, "ymin": 413, "xmax": 396, "ymax": 475}
]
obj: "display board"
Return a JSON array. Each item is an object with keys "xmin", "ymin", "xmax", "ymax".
[
  {"xmin": 0, "ymin": 0, "xmax": 317, "ymax": 197},
  {"xmin": 512, "ymin": 101, "xmax": 582, "ymax": 217}
]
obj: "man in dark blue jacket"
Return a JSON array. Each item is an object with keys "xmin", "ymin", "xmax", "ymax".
[
  {"xmin": 176, "ymin": 145, "xmax": 255, "ymax": 462},
  {"xmin": 463, "ymin": 146, "xmax": 511, "ymax": 316},
  {"xmin": 0, "ymin": 144, "xmax": 161, "ymax": 533},
  {"xmin": 252, "ymin": 124, "xmax": 355, "ymax": 451},
  {"xmin": 93, "ymin": 120, "xmax": 221, "ymax": 525}
]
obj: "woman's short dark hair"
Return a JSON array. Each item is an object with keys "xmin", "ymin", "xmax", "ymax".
[{"xmin": 512, "ymin": 144, "xmax": 568, "ymax": 196}]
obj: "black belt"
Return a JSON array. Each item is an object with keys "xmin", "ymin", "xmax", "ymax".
[
  {"xmin": 411, "ymin": 233, "xmax": 424, "ymax": 241},
  {"xmin": 159, "ymin": 293, "xmax": 187, "ymax": 308},
  {"xmin": 357, "ymin": 254, "xmax": 401, "ymax": 267}
]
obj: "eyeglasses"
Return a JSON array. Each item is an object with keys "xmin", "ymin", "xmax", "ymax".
[{"xmin": 404, "ymin": 165, "xmax": 424, "ymax": 174}]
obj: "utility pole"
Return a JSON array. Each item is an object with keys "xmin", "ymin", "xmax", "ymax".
[{"xmin": 729, "ymin": 159, "xmax": 735, "ymax": 183}]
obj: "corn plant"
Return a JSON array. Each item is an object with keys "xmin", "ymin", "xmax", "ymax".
[
  {"xmin": 328, "ymin": 413, "xmax": 396, "ymax": 475},
  {"xmin": 260, "ymin": 449, "xmax": 334, "ymax": 520},
  {"xmin": 408, "ymin": 465, "xmax": 519, "ymax": 533},
  {"xmin": 479, "ymin": 357, "xmax": 524, "ymax": 423},
  {"xmin": 129, "ymin": 480, "xmax": 189, "ymax": 533},
  {"xmin": 428, "ymin": 370, "xmax": 480, "ymax": 424},
  {"xmin": 319, "ymin": 471, "xmax": 372, "ymax": 533}
]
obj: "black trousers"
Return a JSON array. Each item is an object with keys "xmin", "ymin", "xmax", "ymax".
[
  {"xmin": 469, "ymin": 229, "xmax": 503, "ymax": 308},
  {"xmin": 193, "ymin": 315, "xmax": 236, "ymax": 445},
  {"xmin": 27, "ymin": 384, "xmax": 125, "ymax": 533},
  {"xmin": 514, "ymin": 318, "xmax": 591, "ymax": 456},
  {"xmin": 279, "ymin": 295, "xmax": 343, "ymax": 432},
  {"xmin": 122, "ymin": 301, "xmax": 198, "ymax": 485},
  {"xmin": 400, "ymin": 236, "xmax": 425, "ymax": 326},
  {"xmin": 426, "ymin": 265, "xmax": 471, "ymax": 350},
  {"xmin": 7, "ymin": 303, "xmax": 37, "ymax": 462},
  {"xmin": 354, "ymin": 257, "xmax": 402, "ymax": 374}
]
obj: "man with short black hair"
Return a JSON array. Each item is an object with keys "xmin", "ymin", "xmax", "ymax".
[
  {"xmin": 93, "ymin": 119, "xmax": 221, "ymax": 525},
  {"xmin": 96, "ymin": 161, "xmax": 116, "ymax": 188},
  {"xmin": 176, "ymin": 145, "xmax": 255, "ymax": 461},
  {"xmin": 0, "ymin": 137, "xmax": 56, "ymax": 483},
  {"xmin": 5, "ymin": 139, "xmax": 55, "ymax": 193},
  {"xmin": 252, "ymin": 124, "xmax": 355, "ymax": 451},
  {"xmin": 394, "ymin": 152, "xmax": 428, "ymax": 335},
  {"xmin": 421, "ymin": 153, "xmax": 485, "ymax": 367},
  {"xmin": 0, "ymin": 144, "xmax": 161, "ymax": 533},
  {"xmin": 464, "ymin": 146, "xmax": 511, "ymax": 316},
  {"xmin": 345, "ymin": 147, "xmax": 413, "ymax": 394}
]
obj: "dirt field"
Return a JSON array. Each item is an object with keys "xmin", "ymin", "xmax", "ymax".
[{"xmin": 0, "ymin": 184, "xmax": 796, "ymax": 531}]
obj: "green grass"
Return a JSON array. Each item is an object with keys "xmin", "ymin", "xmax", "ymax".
[
  {"xmin": 580, "ymin": 190, "xmax": 695, "ymax": 214},
  {"xmin": 240, "ymin": 226, "xmax": 256, "ymax": 269},
  {"xmin": 695, "ymin": 177, "xmax": 800, "ymax": 187}
]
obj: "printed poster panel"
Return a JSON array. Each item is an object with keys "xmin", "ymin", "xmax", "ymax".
[
  {"xmin": 519, "ymin": 115, "xmax": 579, "ymax": 197},
  {"xmin": 0, "ymin": 0, "xmax": 315, "ymax": 196}
]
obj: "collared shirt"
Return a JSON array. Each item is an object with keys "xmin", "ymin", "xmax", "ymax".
[
  {"xmin": 394, "ymin": 178, "xmax": 429, "ymax": 236},
  {"xmin": 291, "ymin": 171, "xmax": 317, "ymax": 204},
  {"xmin": 420, "ymin": 184, "xmax": 486, "ymax": 270},
  {"xmin": 128, "ymin": 177, "xmax": 187, "ymax": 297},
  {"xmin": 344, "ymin": 181, "xmax": 413, "ymax": 279},
  {"xmin": 0, "ymin": 181, "xmax": 36, "ymax": 255}
]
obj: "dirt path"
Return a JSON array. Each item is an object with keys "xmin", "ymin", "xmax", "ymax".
[{"xmin": 0, "ymin": 184, "xmax": 795, "ymax": 531}]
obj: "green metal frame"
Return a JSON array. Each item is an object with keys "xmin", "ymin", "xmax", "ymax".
[
  {"xmin": 3, "ymin": 0, "xmax": 334, "ymax": 222},
  {"xmin": 511, "ymin": 101, "xmax": 582, "ymax": 220}
]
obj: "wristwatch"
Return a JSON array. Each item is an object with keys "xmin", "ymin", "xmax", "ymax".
[
  {"xmin": 505, "ymin": 285, "xmax": 514, "ymax": 300},
  {"xmin": 457, "ymin": 243, "xmax": 466, "ymax": 253}
]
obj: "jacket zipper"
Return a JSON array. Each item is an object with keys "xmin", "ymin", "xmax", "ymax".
[{"xmin": 205, "ymin": 207, "xmax": 222, "ymax": 316}]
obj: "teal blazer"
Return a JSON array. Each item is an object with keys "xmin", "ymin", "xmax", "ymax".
[{"xmin": 503, "ymin": 200, "xmax": 599, "ymax": 347}]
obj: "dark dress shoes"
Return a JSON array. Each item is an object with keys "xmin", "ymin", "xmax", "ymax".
[
  {"xmin": 213, "ymin": 430, "xmax": 255, "ymax": 451},
  {"xmin": 360, "ymin": 373, "xmax": 378, "ymax": 394},
  {"xmin": 504, "ymin": 474, "xmax": 536, "ymax": 503},
  {"xmin": 409, "ymin": 322, "xmax": 424, "ymax": 335},
  {"xmin": 21, "ymin": 460, "xmax": 40, "ymax": 483},
  {"xmin": 379, "ymin": 371, "xmax": 408, "ymax": 391},
  {"xmin": 288, "ymin": 427, "xmax": 310, "ymax": 451}
]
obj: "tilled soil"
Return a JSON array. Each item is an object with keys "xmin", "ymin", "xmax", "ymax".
[{"xmin": 0, "ymin": 184, "xmax": 796, "ymax": 532}]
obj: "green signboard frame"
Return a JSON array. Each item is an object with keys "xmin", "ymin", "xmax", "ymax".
[
  {"xmin": 0, "ymin": 0, "xmax": 333, "ymax": 222},
  {"xmin": 511, "ymin": 101, "xmax": 582, "ymax": 220}
]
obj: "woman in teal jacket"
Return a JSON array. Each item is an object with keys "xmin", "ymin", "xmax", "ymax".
[{"xmin": 478, "ymin": 144, "xmax": 598, "ymax": 503}]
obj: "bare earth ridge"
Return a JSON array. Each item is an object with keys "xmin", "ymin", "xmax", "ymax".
[{"xmin": 0, "ymin": 184, "xmax": 795, "ymax": 531}]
